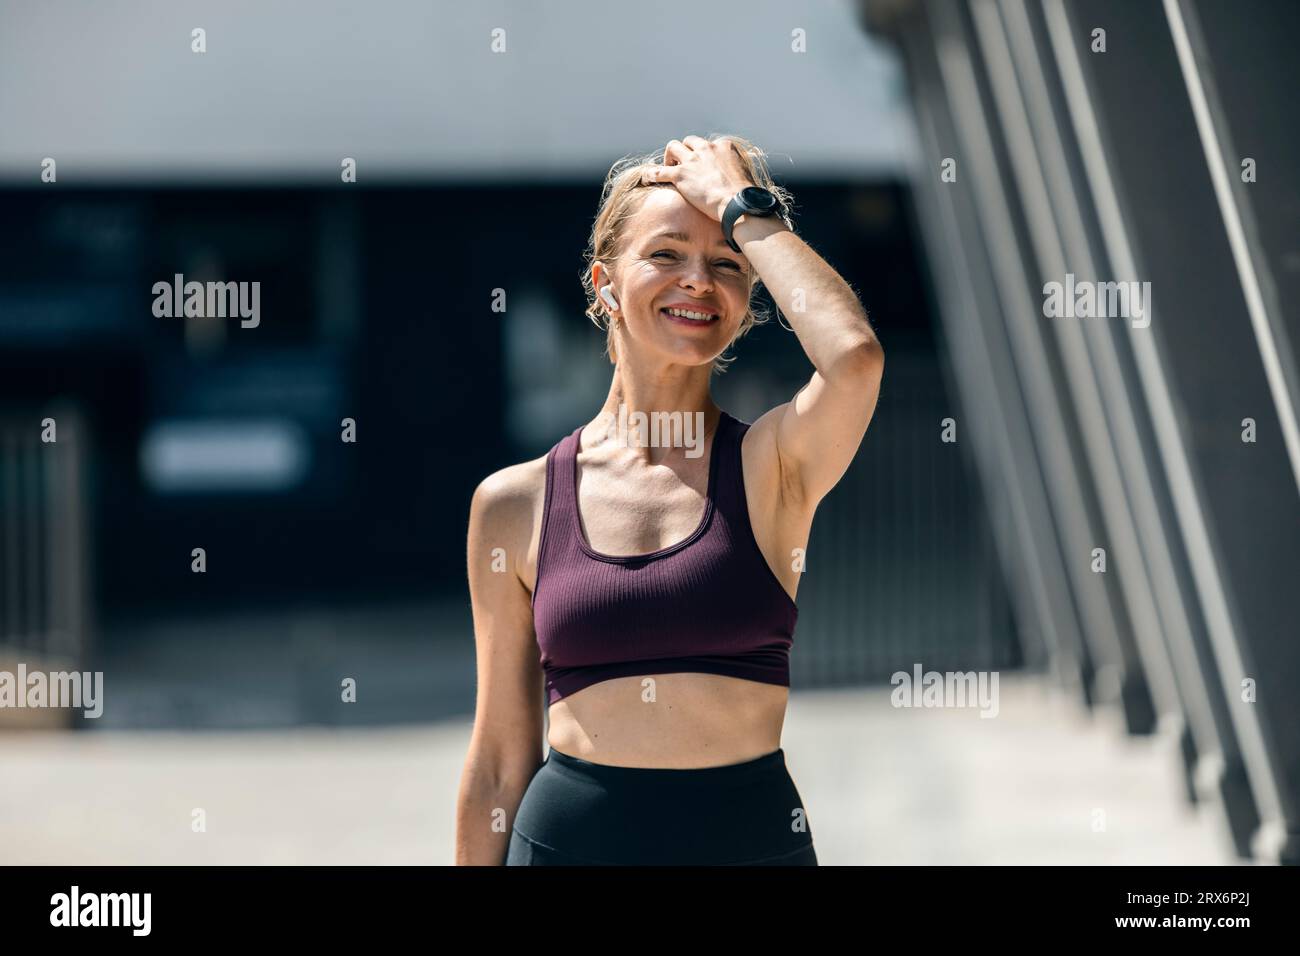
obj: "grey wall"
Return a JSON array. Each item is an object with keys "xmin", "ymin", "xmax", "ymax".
[{"xmin": 0, "ymin": 0, "xmax": 917, "ymax": 183}]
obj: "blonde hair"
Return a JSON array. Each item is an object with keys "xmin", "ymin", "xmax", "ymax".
[{"xmin": 580, "ymin": 134, "xmax": 795, "ymax": 375}]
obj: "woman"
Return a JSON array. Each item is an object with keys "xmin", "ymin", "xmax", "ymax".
[{"xmin": 455, "ymin": 134, "xmax": 883, "ymax": 865}]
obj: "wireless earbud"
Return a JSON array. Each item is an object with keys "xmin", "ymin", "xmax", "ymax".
[{"xmin": 599, "ymin": 285, "xmax": 619, "ymax": 311}]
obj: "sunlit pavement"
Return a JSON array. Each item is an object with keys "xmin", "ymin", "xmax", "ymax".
[{"xmin": 0, "ymin": 674, "xmax": 1236, "ymax": 865}]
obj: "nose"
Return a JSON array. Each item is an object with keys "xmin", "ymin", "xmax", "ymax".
[{"xmin": 677, "ymin": 254, "xmax": 715, "ymax": 293}]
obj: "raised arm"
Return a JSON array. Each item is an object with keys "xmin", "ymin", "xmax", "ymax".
[
  {"xmin": 731, "ymin": 213, "xmax": 882, "ymax": 509},
  {"xmin": 644, "ymin": 136, "xmax": 884, "ymax": 511}
]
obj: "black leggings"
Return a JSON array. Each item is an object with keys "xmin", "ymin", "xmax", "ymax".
[{"xmin": 506, "ymin": 746, "xmax": 818, "ymax": 866}]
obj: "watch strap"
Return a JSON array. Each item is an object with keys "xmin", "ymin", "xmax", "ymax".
[{"xmin": 722, "ymin": 189, "xmax": 779, "ymax": 253}]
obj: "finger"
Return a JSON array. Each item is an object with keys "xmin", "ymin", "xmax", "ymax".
[
  {"xmin": 682, "ymin": 135, "xmax": 711, "ymax": 151},
  {"xmin": 640, "ymin": 165, "xmax": 679, "ymax": 185},
  {"xmin": 663, "ymin": 139, "xmax": 690, "ymax": 165}
]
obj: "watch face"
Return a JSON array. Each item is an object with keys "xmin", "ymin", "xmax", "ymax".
[{"xmin": 740, "ymin": 186, "xmax": 778, "ymax": 212}]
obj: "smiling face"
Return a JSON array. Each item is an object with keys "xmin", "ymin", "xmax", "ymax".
[{"xmin": 595, "ymin": 186, "xmax": 753, "ymax": 369}]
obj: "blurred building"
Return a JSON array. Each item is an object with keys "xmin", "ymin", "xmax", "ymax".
[{"xmin": 0, "ymin": 2, "xmax": 1012, "ymax": 725}]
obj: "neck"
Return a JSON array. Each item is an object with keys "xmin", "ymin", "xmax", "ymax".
[{"xmin": 591, "ymin": 361, "xmax": 719, "ymax": 461}]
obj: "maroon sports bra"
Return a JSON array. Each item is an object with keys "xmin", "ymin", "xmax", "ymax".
[{"xmin": 530, "ymin": 410, "xmax": 798, "ymax": 705}]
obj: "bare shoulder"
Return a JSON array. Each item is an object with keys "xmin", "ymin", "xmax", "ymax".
[
  {"xmin": 471, "ymin": 453, "xmax": 549, "ymax": 515},
  {"xmin": 468, "ymin": 451, "xmax": 551, "ymax": 596}
]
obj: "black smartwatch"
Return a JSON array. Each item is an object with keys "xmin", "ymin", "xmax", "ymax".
[{"xmin": 721, "ymin": 186, "xmax": 782, "ymax": 253}]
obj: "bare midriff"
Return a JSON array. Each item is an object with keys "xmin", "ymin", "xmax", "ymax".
[{"xmin": 545, "ymin": 672, "xmax": 788, "ymax": 769}]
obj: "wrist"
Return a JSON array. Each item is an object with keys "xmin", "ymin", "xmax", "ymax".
[
  {"xmin": 731, "ymin": 213, "xmax": 788, "ymax": 249},
  {"xmin": 720, "ymin": 184, "xmax": 788, "ymax": 252},
  {"xmin": 714, "ymin": 182, "xmax": 754, "ymax": 221}
]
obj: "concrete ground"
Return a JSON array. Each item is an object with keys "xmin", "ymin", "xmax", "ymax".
[{"xmin": 0, "ymin": 674, "xmax": 1239, "ymax": 865}]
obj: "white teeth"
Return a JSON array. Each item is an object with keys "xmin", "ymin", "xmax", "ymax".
[{"xmin": 665, "ymin": 308, "xmax": 715, "ymax": 321}]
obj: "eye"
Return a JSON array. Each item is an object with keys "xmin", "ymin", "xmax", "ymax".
[{"xmin": 650, "ymin": 249, "xmax": 741, "ymax": 272}]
